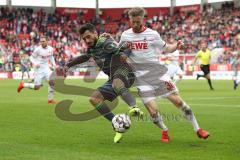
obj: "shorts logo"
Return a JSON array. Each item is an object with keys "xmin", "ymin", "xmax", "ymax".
[{"xmin": 165, "ymin": 81, "xmax": 175, "ymax": 91}]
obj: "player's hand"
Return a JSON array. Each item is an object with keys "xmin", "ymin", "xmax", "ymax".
[
  {"xmin": 63, "ymin": 65, "xmax": 69, "ymax": 77},
  {"xmin": 120, "ymin": 54, "xmax": 128, "ymax": 63},
  {"xmin": 177, "ymin": 40, "xmax": 185, "ymax": 50},
  {"xmin": 100, "ymin": 32, "xmax": 113, "ymax": 39}
]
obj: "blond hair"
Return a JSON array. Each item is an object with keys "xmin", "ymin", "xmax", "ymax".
[{"xmin": 128, "ymin": 7, "xmax": 146, "ymax": 18}]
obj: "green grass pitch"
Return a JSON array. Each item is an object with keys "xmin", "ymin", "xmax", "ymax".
[{"xmin": 0, "ymin": 79, "xmax": 239, "ymax": 160}]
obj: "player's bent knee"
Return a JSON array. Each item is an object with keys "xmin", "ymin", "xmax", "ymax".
[
  {"xmin": 34, "ymin": 85, "xmax": 41, "ymax": 90},
  {"xmin": 89, "ymin": 97, "xmax": 102, "ymax": 106},
  {"xmin": 112, "ymin": 78, "xmax": 124, "ymax": 89}
]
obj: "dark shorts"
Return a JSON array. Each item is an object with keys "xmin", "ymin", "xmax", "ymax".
[
  {"xmin": 98, "ymin": 67, "xmax": 135, "ymax": 101},
  {"xmin": 200, "ymin": 64, "xmax": 210, "ymax": 75},
  {"xmin": 21, "ymin": 66, "xmax": 29, "ymax": 73}
]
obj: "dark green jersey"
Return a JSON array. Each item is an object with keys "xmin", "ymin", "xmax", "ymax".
[
  {"xmin": 66, "ymin": 36, "xmax": 132, "ymax": 79},
  {"xmin": 87, "ymin": 36, "xmax": 130, "ymax": 76}
]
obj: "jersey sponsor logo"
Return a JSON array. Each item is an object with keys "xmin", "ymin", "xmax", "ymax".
[
  {"xmin": 126, "ymin": 42, "xmax": 148, "ymax": 50},
  {"xmin": 41, "ymin": 55, "xmax": 51, "ymax": 59}
]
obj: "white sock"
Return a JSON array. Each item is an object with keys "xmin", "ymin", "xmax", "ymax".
[
  {"xmin": 181, "ymin": 102, "xmax": 200, "ymax": 132},
  {"xmin": 23, "ymin": 83, "xmax": 35, "ymax": 89},
  {"xmin": 48, "ymin": 86, "xmax": 54, "ymax": 100},
  {"xmin": 151, "ymin": 113, "xmax": 168, "ymax": 131}
]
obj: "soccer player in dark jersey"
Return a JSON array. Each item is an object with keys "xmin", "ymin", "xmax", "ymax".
[{"xmin": 64, "ymin": 23, "xmax": 143, "ymax": 143}]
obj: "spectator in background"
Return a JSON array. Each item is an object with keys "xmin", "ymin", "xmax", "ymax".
[
  {"xmin": 20, "ymin": 53, "xmax": 31, "ymax": 81},
  {"xmin": 0, "ymin": 3, "xmax": 239, "ymax": 73}
]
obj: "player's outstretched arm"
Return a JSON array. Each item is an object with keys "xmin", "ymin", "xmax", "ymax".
[
  {"xmin": 63, "ymin": 54, "xmax": 91, "ymax": 77},
  {"xmin": 65, "ymin": 54, "xmax": 91, "ymax": 68},
  {"xmin": 164, "ymin": 40, "xmax": 184, "ymax": 53}
]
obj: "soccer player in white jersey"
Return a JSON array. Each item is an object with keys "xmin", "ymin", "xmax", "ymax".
[
  {"xmin": 166, "ymin": 49, "xmax": 183, "ymax": 84},
  {"xmin": 119, "ymin": 7, "xmax": 209, "ymax": 142},
  {"xmin": 17, "ymin": 36, "xmax": 57, "ymax": 104}
]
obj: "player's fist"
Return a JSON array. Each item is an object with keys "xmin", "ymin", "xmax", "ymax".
[
  {"xmin": 120, "ymin": 54, "xmax": 128, "ymax": 63},
  {"xmin": 100, "ymin": 32, "xmax": 113, "ymax": 39},
  {"xmin": 177, "ymin": 40, "xmax": 185, "ymax": 50}
]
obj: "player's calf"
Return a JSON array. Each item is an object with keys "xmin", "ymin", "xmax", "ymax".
[{"xmin": 17, "ymin": 82, "xmax": 40, "ymax": 92}]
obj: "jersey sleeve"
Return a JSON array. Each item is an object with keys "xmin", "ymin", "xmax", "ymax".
[
  {"xmin": 119, "ymin": 32, "xmax": 126, "ymax": 44},
  {"xmin": 118, "ymin": 32, "xmax": 131, "ymax": 57},
  {"xmin": 66, "ymin": 54, "xmax": 91, "ymax": 68},
  {"xmin": 153, "ymin": 32, "xmax": 166, "ymax": 49}
]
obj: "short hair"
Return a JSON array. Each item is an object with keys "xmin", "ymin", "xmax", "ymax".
[
  {"xmin": 128, "ymin": 7, "xmax": 146, "ymax": 18},
  {"xmin": 40, "ymin": 36, "xmax": 48, "ymax": 41},
  {"xmin": 79, "ymin": 23, "xmax": 97, "ymax": 35}
]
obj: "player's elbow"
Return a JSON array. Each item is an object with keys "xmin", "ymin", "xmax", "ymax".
[{"xmin": 164, "ymin": 44, "xmax": 176, "ymax": 54}]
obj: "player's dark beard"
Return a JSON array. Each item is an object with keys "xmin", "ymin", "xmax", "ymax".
[{"xmin": 88, "ymin": 37, "xmax": 98, "ymax": 47}]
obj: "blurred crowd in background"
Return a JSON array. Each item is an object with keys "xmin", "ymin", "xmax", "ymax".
[{"xmin": 0, "ymin": 2, "xmax": 239, "ymax": 72}]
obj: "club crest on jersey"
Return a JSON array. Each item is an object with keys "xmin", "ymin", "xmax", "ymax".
[{"xmin": 126, "ymin": 42, "xmax": 148, "ymax": 50}]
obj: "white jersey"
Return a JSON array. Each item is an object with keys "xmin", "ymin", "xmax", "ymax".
[
  {"xmin": 120, "ymin": 27, "xmax": 166, "ymax": 64},
  {"xmin": 30, "ymin": 45, "xmax": 56, "ymax": 71},
  {"xmin": 168, "ymin": 50, "xmax": 180, "ymax": 65},
  {"xmin": 120, "ymin": 27, "xmax": 178, "ymax": 103}
]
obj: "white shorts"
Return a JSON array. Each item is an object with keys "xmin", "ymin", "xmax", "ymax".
[
  {"xmin": 136, "ymin": 73, "xmax": 179, "ymax": 104},
  {"xmin": 34, "ymin": 68, "xmax": 54, "ymax": 86},
  {"xmin": 167, "ymin": 63, "xmax": 183, "ymax": 78}
]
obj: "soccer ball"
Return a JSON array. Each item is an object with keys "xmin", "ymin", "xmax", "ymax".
[{"xmin": 112, "ymin": 113, "xmax": 131, "ymax": 133}]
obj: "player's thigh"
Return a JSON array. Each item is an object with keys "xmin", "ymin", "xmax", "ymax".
[
  {"xmin": 137, "ymin": 84, "xmax": 156, "ymax": 104},
  {"xmin": 112, "ymin": 67, "xmax": 135, "ymax": 88},
  {"xmin": 176, "ymin": 66, "xmax": 183, "ymax": 76},
  {"xmin": 200, "ymin": 65, "xmax": 210, "ymax": 76},
  {"xmin": 155, "ymin": 75, "xmax": 179, "ymax": 98},
  {"xmin": 97, "ymin": 81, "xmax": 118, "ymax": 102},
  {"xmin": 46, "ymin": 70, "xmax": 55, "ymax": 83},
  {"xmin": 167, "ymin": 64, "xmax": 177, "ymax": 77},
  {"xmin": 34, "ymin": 72, "xmax": 45, "ymax": 86}
]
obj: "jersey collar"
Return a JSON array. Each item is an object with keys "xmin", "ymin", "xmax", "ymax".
[{"xmin": 132, "ymin": 26, "xmax": 147, "ymax": 33}]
